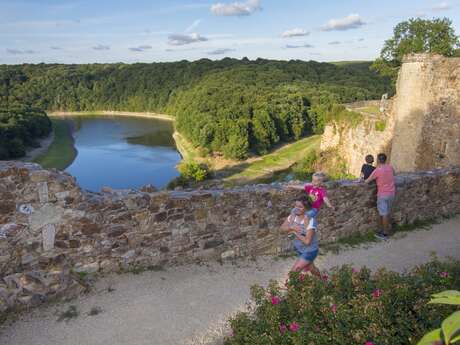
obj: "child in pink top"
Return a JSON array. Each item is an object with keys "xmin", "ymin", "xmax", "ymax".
[
  {"xmin": 365, "ymin": 153, "xmax": 396, "ymax": 240},
  {"xmin": 304, "ymin": 172, "xmax": 335, "ymax": 217},
  {"xmin": 290, "ymin": 172, "xmax": 335, "ymax": 218}
]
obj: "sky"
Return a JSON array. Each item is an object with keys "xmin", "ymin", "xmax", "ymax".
[{"xmin": 1, "ymin": 0, "xmax": 460, "ymax": 64}]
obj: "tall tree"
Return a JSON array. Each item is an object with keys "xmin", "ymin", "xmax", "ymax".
[{"xmin": 372, "ymin": 17, "xmax": 459, "ymax": 79}]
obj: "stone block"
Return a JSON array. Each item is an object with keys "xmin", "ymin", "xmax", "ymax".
[
  {"xmin": 42, "ymin": 224, "xmax": 56, "ymax": 251},
  {"xmin": 37, "ymin": 182, "xmax": 49, "ymax": 203}
]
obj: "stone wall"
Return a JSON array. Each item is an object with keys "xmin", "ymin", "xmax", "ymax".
[
  {"xmin": 391, "ymin": 54, "xmax": 460, "ymax": 171},
  {"xmin": 320, "ymin": 54, "xmax": 460, "ymax": 175},
  {"xmin": 1, "ymin": 161, "xmax": 460, "ymax": 314}
]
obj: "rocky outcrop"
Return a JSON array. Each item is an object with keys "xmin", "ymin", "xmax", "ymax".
[
  {"xmin": 321, "ymin": 54, "xmax": 460, "ymax": 175},
  {"xmin": 1, "ymin": 161, "xmax": 460, "ymax": 313}
]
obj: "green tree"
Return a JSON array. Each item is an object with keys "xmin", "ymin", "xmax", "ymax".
[{"xmin": 372, "ymin": 17, "xmax": 459, "ymax": 79}]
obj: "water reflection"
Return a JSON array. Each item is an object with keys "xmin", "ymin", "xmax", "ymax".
[{"xmin": 65, "ymin": 115, "xmax": 180, "ymax": 191}]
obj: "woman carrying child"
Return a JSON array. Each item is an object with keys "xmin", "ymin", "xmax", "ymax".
[{"xmin": 280, "ymin": 195, "xmax": 321, "ymax": 277}]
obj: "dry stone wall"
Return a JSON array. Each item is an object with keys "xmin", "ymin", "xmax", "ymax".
[{"xmin": 1, "ymin": 161, "xmax": 460, "ymax": 314}]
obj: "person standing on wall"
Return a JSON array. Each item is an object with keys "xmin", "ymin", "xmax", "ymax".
[{"xmin": 364, "ymin": 153, "xmax": 396, "ymax": 240}]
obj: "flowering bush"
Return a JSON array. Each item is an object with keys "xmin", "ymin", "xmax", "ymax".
[{"xmin": 225, "ymin": 258, "xmax": 460, "ymax": 345}]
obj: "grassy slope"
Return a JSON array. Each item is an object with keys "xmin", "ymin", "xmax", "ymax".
[
  {"xmin": 222, "ymin": 135, "xmax": 321, "ymax": 184},
  {"xmin": 34, "ymin": 118, "xmax": 77, "ymax": 170}
]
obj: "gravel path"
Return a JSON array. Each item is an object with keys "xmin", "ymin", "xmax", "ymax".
[{"xmin": 1, "ymin": 216, "xmax": 459, "ymax": 345}]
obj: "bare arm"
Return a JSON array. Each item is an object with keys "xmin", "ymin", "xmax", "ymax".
[
  {"xmin": 286, "ymin": 184, "xmax": 305, "ymax": 191},
  {"xmin": 365, "ymin": 170, "xmax": 377, "ymax": 184},
  {"xmin": 295, "ymin": 228, "xmax": 315, "ymax": 246},
  {"xmin": 280, "ymin": 217, "xmax": 292, "ymax": 234},
  {"xmin": 323, "ymin": 196, "xmax": 335, "ymax": 210}
]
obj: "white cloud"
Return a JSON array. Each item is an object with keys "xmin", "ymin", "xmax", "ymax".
[
  {"xmin": 281, "ymin": 28, "xmax": 309, "ymax": 38},
  {"xmin": 432, "ymin": 2, "xmax": 451, "ymax": 11},
  {"xmin": 6, "ymin": 48, "xmax": 36, "ymax": 54},
  {"xmin": 328, "ymin": 41, "xmax": 341, "ymax": 45},
  {"xmin": 168, "ymin": 33, "xmax": 208, "ymax": 46},
  {"xmin": 50, "ymin": 46, "xmax": 61, "ymax": 50},
  {"xmin": 208, "ymin": 48, "xmax": 235, "ymax": 55},
  {"xmin": 92, "ymin": 44, "xmax": 110, "ymax": 50},
  {"xmin": 322, "ymin": 14, "xmax": 366, "ymax": 31},
  {"xmin": 211, "ymin": 0, "xmax": 261, "ymax": 16},
  {"xmin": 185, "ymin": 19, "xmax": 202, "ymax": 33},
  {"xmin": 285, "ymin": 43, "xmax": 314, "ymax": 49},
  {"xmin": 129, "ymin": 45, "xmax": 152, "ymax": 52}
]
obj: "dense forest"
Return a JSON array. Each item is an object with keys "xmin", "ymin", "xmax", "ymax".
[
  {"xmin": 0, "ymin": 106, "xmax": 52, "ymax": 159},
  {"xmin": 0, "ymin": 58, "xmax": 393, "ymax": 159}
]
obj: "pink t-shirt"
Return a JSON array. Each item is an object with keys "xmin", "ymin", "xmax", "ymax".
[
  {"xmin": 368, "ymin": 164, "xmax": 396, "ymax": 197},
  {"xmin": 304, "ymin": 184, "xmax": 326, "ymax": 209}
]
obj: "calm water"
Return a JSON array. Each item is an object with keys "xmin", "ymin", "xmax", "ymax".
[{"xmin": 65, "ymin": 115, "xmax": 181, "ymax": 191}]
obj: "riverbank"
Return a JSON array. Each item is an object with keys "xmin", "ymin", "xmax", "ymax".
[
  {"xmin": 40, "ymin": 111, "xmax": 320, "ymax": 186},
  {"xmin": 48, "ymin": 111, "xmax": 174, "ymax": 122},
  {"xmin": 34, "ymin": 118, "xmax": 77, "ymax": 170},
  {"xmin": 20, "ymin": 129, "xmax": 55, "ymax": 162}
]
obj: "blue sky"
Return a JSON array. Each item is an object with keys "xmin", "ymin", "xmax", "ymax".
[{"xmin": 1, "ymin": 0, "xmax": 460, "ymax": 64}]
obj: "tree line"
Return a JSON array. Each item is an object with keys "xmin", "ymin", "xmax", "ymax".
[
  {"xmin": 0, "ymin": 106, "xmax": 52, "ymax": 159},
  {"xmin": 1, "ymin": 58, "xmax": 392, "ymax": 159}
]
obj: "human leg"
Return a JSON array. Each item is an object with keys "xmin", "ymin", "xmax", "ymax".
[{"xmin": 377, "ymin": 196, "xmax": 394, "ymax": 237}]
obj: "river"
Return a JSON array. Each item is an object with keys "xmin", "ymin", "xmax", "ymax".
[{"xmin": 44, "ymin": 115, "xmax": 181, "ymax": 191}]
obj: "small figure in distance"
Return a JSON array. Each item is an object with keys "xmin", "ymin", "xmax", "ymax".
[
  {"xmin": 360, "ymin": 154, "xmax": 376, "ymax": 181},
  {"xmin": 364, "ymin": 153, "xmax": 396, "ymax": 241},
  {"xmin": 280, "ymin": 196, "xmax": 321, "ymax": 277}
]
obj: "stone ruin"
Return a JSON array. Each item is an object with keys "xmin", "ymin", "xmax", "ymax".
[{"xmin": 0, "ymin": 160, "xmax": 459, "ymax": 315}]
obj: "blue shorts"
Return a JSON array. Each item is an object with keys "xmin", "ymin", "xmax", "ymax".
[
  {"xmin": 306, "ymin": 208, "xmax": 319, "ymax": 218},
  {"xmin": 377, "ymin": 195, "xmax": 395, "ymax": 216},
  {"xmin": 295, "ymin": 249, "xmax": 318, "ymax": 263}
]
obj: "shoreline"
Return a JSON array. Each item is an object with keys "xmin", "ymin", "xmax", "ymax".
[
  {"xmin": 20, "ymin": 129, "xmax": 55, "ymax": 162},
  {"xmin": 48, "ymin": 110, "xmax": 174, "ymax": 122},
  {"xmin": 48, "ymin": 110, "xmax": 193, "ymax": 163},
  {"xmin": 33, "ymin": 118, "xmax": 78, "ymax": 171}
]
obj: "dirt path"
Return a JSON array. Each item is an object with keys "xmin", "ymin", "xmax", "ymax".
[{"xmin": 1, "ymin": 216, "xmax": 459, "ymax": 345}]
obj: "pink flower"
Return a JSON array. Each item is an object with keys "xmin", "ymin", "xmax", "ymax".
[
  {"xmin": 279, "ymin": 324, "xmax": 288, "ymax": 334},
  {"xmin": 331, "ymin": 304, "xmax": 337, "ymax": 314},
  {"xmin": 321, "ymin": 274, "xmax": 329, "ymax": 281},
  {"xmin": 352, "ymin": 267, "xmax": 360, "ymax": 274},
  {"xmin": 372, "ymin": 289, "xmax": 382, "ymax": 299},
  {"xmin": 439, "ymin": 271, "xmax": 449, "ymax": 278},
  {"xmin": 271, "ymin": 296, "xmax": 281, "ymax": 305},
  {"xmin": 289, "ymin": 322, "xmax": 300, "ymax": 332},
  {"xmin": 365, "ymin": 342, "xmax": 374, "ymax": 345},
  {"xmin": 299, "ymin": 274, "xmax": 306, "ymax": 281}
]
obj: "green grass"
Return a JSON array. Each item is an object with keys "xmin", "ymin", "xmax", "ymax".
[
  {"xmin": 225, "ymin": 135, "xmax": 321, "ymax": 183},
  {"xmin": 358, "ymin": 105, "xmax": 381, "ymax": 115},
  {"xmin": 375, "ymin": 119, "xmax": 387, "ymax": 131},
  {"xmin": 173, "ymin": 131, "xmax": 200, "ymax": 161},
  {"xmin": 34, "ymin": 118, "xmax": 76, "ymax": 170}
]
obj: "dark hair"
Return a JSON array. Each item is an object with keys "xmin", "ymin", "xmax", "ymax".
[
  {"xmin": 377, "ymin": 153, "xmax": 387, "ymax": 164},
  {"xmin": 365, "ymin": 154, "xmax": 374, "ymax": 164},
  {"xmin": 295, "ymin": 195, "xmax": 312, "ymax": 209}
]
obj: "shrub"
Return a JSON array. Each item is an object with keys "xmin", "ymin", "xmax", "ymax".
[
  {"xmin": 178, "ymin": 161, "xmax": 209, "ymax": 182},
  {"xmin": 168, "ymin": 161, "xmax": 210, "ymax": 189},
  {"xmin": 375, "ymin": 120, "xmax": 387, "ymax": 132},
  {"xmin": 226, "ymin": 258, "xmax": 460, "ymax": 345},
  {"xmin": 417, "ymin": 290, "xmax": 460, "ymax": 345},
  {"xmin": 292, "ymin": 150, "xmax": 318, "ymax": 180}
]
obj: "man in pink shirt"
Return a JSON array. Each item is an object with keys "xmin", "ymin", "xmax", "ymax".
[{"xmin": 365, "ymin": 153, "xmax": 396, "ymax": 240}]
